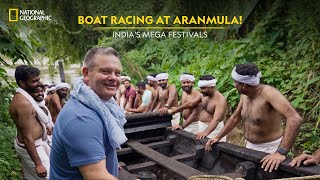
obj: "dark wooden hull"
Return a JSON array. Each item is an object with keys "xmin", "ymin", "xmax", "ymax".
[{"xmin": 118, "ymin": 113, "xmax": 320, "ymax": 180}]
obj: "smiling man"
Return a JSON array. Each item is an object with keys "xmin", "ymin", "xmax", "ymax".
[
  {"xmin": 10, "ymin": 65, "xmax": 50, "ymax": 179},
  {"xmin": 195, "ymin": 75, "xmax": 227, "ymax": 142},
  {"xmin": 50, "ymin": 47, "xmax": 127, "ymax": 179},
  {"xmin": 170, "ymin": 73, "xmax": 202, "ymax": 134},
  {"xmin": 149, "ymin": 72, "xmax": 179, "ymax": 125}
]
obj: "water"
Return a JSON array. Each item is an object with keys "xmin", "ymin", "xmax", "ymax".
[{"xmin": 2, "ymin": 57, "xmax": 82, "ymax": 86}]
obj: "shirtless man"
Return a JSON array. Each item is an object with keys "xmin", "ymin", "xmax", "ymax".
[
  {"xmin": 170, "ymin": 73, "xmax": 202, "ymax": 135},
  {"xmin": 44, "ymin": 85, "xmax": 55, "ymax": 107},
  {"xmin": 147, "ymin": 73, "xmax": 159, "ymax": 98},
  {"xmin": 10, "ymin": 65, "xmax": 49, "ymax": 179},
  {"xmin": 149, "ymin": 73, "xmax": 179, "ymax": 125},
  {"xmin": 206, "ymin": 63, "xmax": 303, "ymax": 172},
  {"xmin": 195, "ymin": 75, "xmax": 227, "ymax": 142},
  {"xmin": 144, "ymin": 73, "xmax": 159, "ymax": 112},
  {"xmin": 117, "ymin": 76, "xmax": 129, "ymax": 108},
  {"xmin": 47, "ymin": 82, "xmax": 70, "ymax": 123}
]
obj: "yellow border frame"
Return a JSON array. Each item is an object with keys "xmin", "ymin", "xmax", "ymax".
[{"xmin": 9, "ymin": 9, "xmax": 19, "ymax": 22}]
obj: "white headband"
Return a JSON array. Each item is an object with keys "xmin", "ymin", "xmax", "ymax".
[
  {"xmin": 231, "ymin": 67, "xmax": 262, "ymax": 86},
  {"xmin": 156, "ymin": 73, "xmax": 169, "ymax": 81},
  {"xmin": 55, "ymin": 83, "xmax": 70, "ymax": 91},
  {"xmin": 147, "ymin": 76, "xmax": 157, "ymax": 81},
  {"xmin": 47, "ymin": 86, "xmax": 56, "ymax": 92},
  {"xmin": 198, "ymin": 79, "xmax": 217, "ymax": 88},
  {"xmin": 180, "ymin": 74, "xmax": 195, "ymax": 82},
  {"xmin": 121, "ymin": 76, "xmax": 131, "ymax": 81}
]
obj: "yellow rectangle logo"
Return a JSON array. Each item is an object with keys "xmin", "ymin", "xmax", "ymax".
[{"xmin": 9, "ymin": 9, "xmax": 19, "ymax": 22}]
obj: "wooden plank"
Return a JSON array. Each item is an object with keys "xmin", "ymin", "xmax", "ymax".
[
  {"xmin": 127, "ymin": 152, "xmax": 195, "ymax": 173},
  {"xmin": 127, "ymin": 141, "xmax": 205, "ymax": 179},
  {"xmin": 125, "ymin": 123, "xmax": 171, "ymax": 133}
]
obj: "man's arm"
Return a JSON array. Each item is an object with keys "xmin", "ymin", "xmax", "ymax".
[
  {"xmin": 51, "ymin": 93, "xmax": 62, "ymax": 112},
  {"xmin": 165, "ymin": 85, "xmax": 177, "ymax": 107},
  {"xmin": 196, "ymin": 97, "xmax": 227, "ymax": 139},
  {"xmin": 127, "ymin": 104, "xmax": 147, "ymax": 113},
  {"xmin": 265, "ymin": 87, "xmax": 303, "ymax": 151},
  {"xmin": 16, "ymin": 101, "xmax": 47, "ymax": 177},
  {"xmin": 172, "ymin": 92, "xmax": 201, "ymax": 114},
  {"xmin": 79, "ymin": 159, "xmax": 117, "ymax": 180},
  {"xmin": 261, "ymin": 87, "xmax": 303, "ymax": 172},
  {"xmin": 205, "ymin": 96, "xmax": 243, "ymax": 150},
  {"xmin": 149, "ymin": 89, "xmax": 159, "ymax": 112},
  {"xmin": 180, "ymin": 107, "xmax": 201, "ymax": 129},
  {"xmin": 133, "ymin": 93, "xmax": 141, "ymax": 109}
]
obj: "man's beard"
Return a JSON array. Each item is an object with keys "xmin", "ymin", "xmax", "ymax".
[
  {"xmin": 201, "ymin": 92, "xmax": 209, "ymax": 96},
  {"xmin": 25, "ymin": 85, "xmax": 37, "ymax": 93},
  {"xmin": 160, "ymin": 84, "xmax": 167, "ymax": 89},
  {"xmin": 182, "ymin": 86, "xmax": 192, "ymax": 93}
]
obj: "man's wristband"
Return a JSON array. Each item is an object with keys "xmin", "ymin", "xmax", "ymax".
[
  {"xmin": 277, "ymin": 147, "xmax": 288, "ymax": 155},
  {"xmin": 164, "ymin": 104, "xmax": 170, "ymax": 108}
]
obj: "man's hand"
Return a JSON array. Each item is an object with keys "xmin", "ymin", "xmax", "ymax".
[
  {"xmin": 196, "ymin": 131, "xmax": 208, "ymax": 139},
  {"xmin": 169, "ymin": 107, "xmax": 178, "ymax": 114},
  {"xmin": 260, "ymin": 153, "xmax": 286, "ymax": 172},
  {"xmin": 157, "ymin": 107, "xmax": 168, "ymax": 116},
  {"xmin": 172, "ymin": 125, "xmax": 183, "ymax": 130},
  {"xmin": 35, "ymin": 164, "xmax": 47, "ymax": 178},
  {"xmin": 205, "ymin": 137, "xmax": 220, "ymax": 151},
  {"xmin": 289, "ymin": 154, "xmax": 320, "ymax": 167}
]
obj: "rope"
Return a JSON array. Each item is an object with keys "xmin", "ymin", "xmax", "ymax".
[
  {"xmin": 188, "ymin": 175, "xmax": 320, "ymax": 180},
  {"xmin": 188, "ymin": 175, "xmax": 245, "ymax": 180},
  {"xmin": 272, "ymin": 175, "xmax": 320, "ymax": 180}
]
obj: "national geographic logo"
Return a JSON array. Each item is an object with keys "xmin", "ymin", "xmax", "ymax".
[{"xmin": 8, "ymin": 8, "xmax": 52, "ymax": 22}]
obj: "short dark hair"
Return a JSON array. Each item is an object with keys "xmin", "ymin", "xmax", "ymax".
[
  {"xmin": 183, "ymin": 72, "xmax": 193, "ymax": 76},
  {"xmin": 84, "ymin": 47, "xmax": 120, "ymax": 70},
  {"xmin": 199, "ymin": 75, "xmax": 215, "ymax": 80},
  {"xmin": 149, "ymin": 73, "xmax": 158, "ymax": 77},
  {"xmin": 15, "ymin": 65, "xmax": 40, "ymax": 87},
  {"xmin": 235, "ymin": 63, "xmax": 259, "ymax": 76},
  {"xmin": 136, "ymin": 82, "xmax": 146, "ymax": 89}
]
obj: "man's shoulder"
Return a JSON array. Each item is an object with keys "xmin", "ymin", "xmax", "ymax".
[
  {"xmin": 168, "ymin": 84, "xmax": 176, "ymax": 89},
  {"xmin": 11, "ymin": 93, "xmax": 33, "ymax": 109},
  {"xmin": 260, "ymin": 85, "xmax": 282, "ymax": 98},
  {"xmin": 60, "ymin": 97, "xmax": 99, "ymax": 118}
]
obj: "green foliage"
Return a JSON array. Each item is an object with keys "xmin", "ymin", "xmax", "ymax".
[
  {"xmin": 0, "ymin": 78, "xmax": 20, "ymax": 180},
  {"xmin": 0, "ymin": 123, "xmax": 21, "ymax": 180}
]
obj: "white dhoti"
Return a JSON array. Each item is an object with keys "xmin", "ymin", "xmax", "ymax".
[
  {"xmin": 198, "ymin": 121, "xmax": 226, "ymax": 142},
  {"xmin": 183, "ymin": 121, "xmax": 199, "ymax": 135},
  {"xmin": 246, "ymin": 136, "xmax": 283, "ymax": 154},
  {"xmin": 14, "ymin": 138, "xmax": 51, "ymax": 179},
  {"xmin": 171, "ymin": 113, "xmax": 181, "ymax": 126}
]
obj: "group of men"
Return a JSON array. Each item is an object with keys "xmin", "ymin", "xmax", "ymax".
[{"xmin": 9, "ymin": 46, "xmax": 319, "ymax": 180}]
